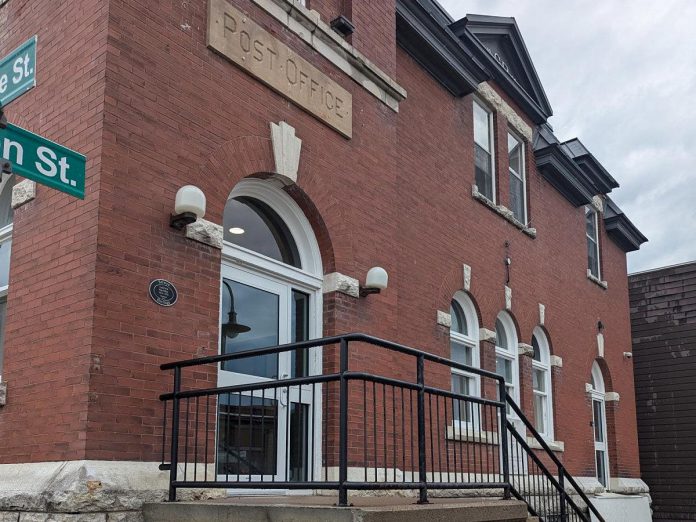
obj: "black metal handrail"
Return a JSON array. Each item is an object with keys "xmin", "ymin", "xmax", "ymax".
[
  {"xmin": 506, "ymin": 397, "xmax": 605, "ymax": 522},
  {"xmin": 158, "ymin": 332, "xmax": 603, "ymax": 521}
]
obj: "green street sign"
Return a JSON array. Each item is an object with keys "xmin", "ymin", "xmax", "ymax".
[
  {"xmin": 0, "ymin": 123, "xmax": 86, "ymax": 199},
  {"xmin": 0, "ymin": 36, "xmax": 37, "ymax": 108}
]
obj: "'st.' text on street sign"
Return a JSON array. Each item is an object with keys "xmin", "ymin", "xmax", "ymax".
[
  {"xmin": 0, "ymin": 36, "xmax": 37, "ymax": 108},
  {"xmin": 1, "ymin": 123, "xmax": 86, "ymax": 199}
]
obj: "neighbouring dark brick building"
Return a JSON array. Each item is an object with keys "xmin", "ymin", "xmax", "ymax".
[
  {"xmin": 0, "ymin": 0, "xmax": 650, "ymax": 519},
  {"xmin": 630, "ymin": 261, "xmax": 696, "ymax": 521}
]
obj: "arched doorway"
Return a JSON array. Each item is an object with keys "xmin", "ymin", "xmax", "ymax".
[
  {"xmin": 590, "ymin": 361, "xmax": 609, "ymax": 488},
  {"xmin": 216, "ymin": 178, "xmax": 323, "ymax": 488}
]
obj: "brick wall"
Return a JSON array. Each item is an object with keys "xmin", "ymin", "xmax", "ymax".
[
  {"xmin": 0, "ymin": 0, "xmax": 108, "ymax": 463},
  {"xmin": 0, "ymin": 0, "xmax": 640, "ymax": 482}
]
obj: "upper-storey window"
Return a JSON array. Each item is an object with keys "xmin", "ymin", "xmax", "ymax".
[
  {"xmin": 508, "ymin": 132, "xmax": 526, "ymax": 223},
  {"xmin": 585, "ymin": 206, "xmax": 600, "ymax": 279},
  {"xmin": 473, "ymin": 100, "xmax": 495, "ymax": 201}
]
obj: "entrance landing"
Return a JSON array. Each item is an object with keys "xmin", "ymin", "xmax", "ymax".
[{"xmin": 143, "ymin": 495, "xmax": 531, "ymax": 522}]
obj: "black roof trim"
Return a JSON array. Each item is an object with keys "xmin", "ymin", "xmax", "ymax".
[
  {"xmin": 450, "ymin": 15, "xmax": 552, "ymax": 124},
  {"xmin": 534, "ymin": 144, "xmax": 595, "ymax": 207},
  {"xmin": 396, "ymin": 0, "xmax": 490, "ymax": 97},
  {"xmin": 604, "ymin": 197, "xmax": 648, "ymax": 252},
  {"xmin": 561, "ymin": 139, "xmax": 620, "ymax": 194}
]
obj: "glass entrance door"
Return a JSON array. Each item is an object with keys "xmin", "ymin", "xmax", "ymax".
[
  {"xmin": 592, "ymin": 397, "xmax": 609, "ymax": 487},
  {"xmin": 216, "ymin": 267, "xmax": 313, "ymax": 484}
]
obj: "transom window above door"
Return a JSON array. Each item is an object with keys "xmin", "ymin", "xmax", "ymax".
[{"xmin": 223, "ymin": 196, "xmax": 301, "ymax": 268}]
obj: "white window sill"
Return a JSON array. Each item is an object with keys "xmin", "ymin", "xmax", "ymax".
[
  {"xmin": 446, "ymin": 425, "xmax": 499, "ymax": 445},
  {"xmin": 472, "ymin": 185, "xmax": 537, "ymax": 238},
  {"xmin": 587, "ymin": 270, "xmax": 608, "ymax": 289},
  {"xmin": 526, "ymin": 436, "xmax": 564, "ymax": 453}
]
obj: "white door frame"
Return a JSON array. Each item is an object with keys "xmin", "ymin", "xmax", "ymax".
[
  {"xmin": 217, "ymin": 245, "xmax": 323, "ymax": 494},
  {"xmin": 590, "ymin": 363, "xmax": 610, "ymax": 489}
]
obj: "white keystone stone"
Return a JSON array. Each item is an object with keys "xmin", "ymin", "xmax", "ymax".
[
  {"xmin": 437, "ymin": 310, "xmax": 452, "ymax": 328},
  {"xmin": 550, "ymin": 355, "xmax": 563, "ymax": 368},
  {"xmin": 518, "ymin": 343, "xmax": 534, "ymax": 357},
  {"xmin": 185, "ymin": 219, "xmax": 223, "ymax": 249},
  {"xmin": 11, "ymin": 180, "xmax": 36, "ymax": 209},
  {"xmin": 0, "ymin": 382, "xmax": 6, "ymax": 406},
  {"xmin": 592, "ymin": 195, "xmax": 604, "ymax": 213},
  {"xmin": 505, "ymin": 286, "xmax": 512, "ymax": 311},
  {"xmin": 480, "ymin": 328, "xmax": 496, "ymax": 343},
  {"xmin": 270, "ymin": 121, "xmax": 302, "ymax": 184},
  {"xmin": 463, "ymin": 264, "xmax": 472, "ymax": 291},
  {"xmin": 597, "ymin": 332, "xmax": 605, "ymax": 358},
  {"xmin": 323, "ymin": 272, "xmax": 359, "ymax": 298},
  {"xmin": 539, "ymin": 303, "xmax": 545, "ymax": 325}
]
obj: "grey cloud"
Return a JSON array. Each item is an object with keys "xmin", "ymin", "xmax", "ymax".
[{"xmin": 439, "ymin": 0, "xmax": 696, "ymax": 271}]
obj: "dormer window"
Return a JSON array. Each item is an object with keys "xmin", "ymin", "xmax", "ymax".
[
  {"xmin": 586, "ymin": 206, "xmax": 601, "ymax": 279},
  {"xmin": 508, "ymin": 132, "xmax": 526, "ymax": 223},
  {"xmin": 473, "ymin": 100, "xmax": 495, "ymax": 202}
]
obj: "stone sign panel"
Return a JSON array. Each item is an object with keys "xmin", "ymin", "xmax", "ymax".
[{"xmin": 207, "ymin": 0, "xmax": 353, "ymax": 138}]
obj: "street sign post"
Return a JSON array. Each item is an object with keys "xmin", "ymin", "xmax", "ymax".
[
  {"xmin": 0, "ymin": 36, "xmax": 37, "ymax": 108},
  {"xmin": 0, "ymin": 122, "xmax": 86, "ymax": 199}
]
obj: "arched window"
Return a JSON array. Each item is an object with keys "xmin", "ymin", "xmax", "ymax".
[
  {"xmin": 223, "ymin": 196, "xmax": 301, "ymax": 268},
  {"xmin": 0, "ymin": 174, "xmax": 14, "ymax": 379},
  {"xmin": 590, "ymin": 361, "xmax": 609, "ymax": 487},
  {"xmin": 532, "ymin": 328, "xmax": 554, "ymax": 439},
  {"xmin": 450, "ymin": 292, "xmax": 480, "ymax": 425},
  {"xmin": 495, "ymin": 312, "xmax": 519, "ymax": 412}
]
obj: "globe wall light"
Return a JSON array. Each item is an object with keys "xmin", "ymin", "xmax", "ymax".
[
  {"xmin": 170, "ymin": 185, "xmax": 206, "ymax": 230},
  {"xmin": 360, "ymin": 267, "xmax": 388, "ymax": 297}
]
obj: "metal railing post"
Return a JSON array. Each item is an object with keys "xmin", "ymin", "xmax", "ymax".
[
  {"xmin": 499, "ymin": 382, "xmax": 511, "ymax": 500},
  {"xmin": 168, "ymin": 367, "xmax": 182, "ymax": 502},
  {"xmin": 416, "ymin": 354, "xmax": 429, "ymax": 504},
  {"xmin": 338, "ymin": 338, "xmax": 349, "ymax": 507},
  {"xmin": 559, "ymin": 466, "xmax": 567, "ymax": 521}
]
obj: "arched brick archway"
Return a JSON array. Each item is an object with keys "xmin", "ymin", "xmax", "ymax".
[{"xmin": 198, "ymin": 134, "xmax": 335, "ymax": 274}]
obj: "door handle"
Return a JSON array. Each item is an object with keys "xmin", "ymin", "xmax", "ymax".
[{"xmin": 280, "ymin": 387, "xmax": 288, "ymax": 407}]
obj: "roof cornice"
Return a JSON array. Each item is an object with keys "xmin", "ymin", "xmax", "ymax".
[
  {"xmin": 534, "ymin": 143, "xmax": 595, "ymax": 207},
  {"xmin": 396, "ymin": 0, "xmax": 490, "ymax": 97},
  {"xmin": 450, "ymin": 16, "xmax": 552, "ymax": 124},
  {"xmin": 562, "ymin": 139, "xmax": 619, "ymax": 194},
  {"xmin": 604, "ymin": 198, "xmax": 648, "ymax": 252}
]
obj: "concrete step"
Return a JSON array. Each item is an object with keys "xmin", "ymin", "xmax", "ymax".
[{"xmin": 144, "ymin": 495, "xmax": 530, "ymax": 522}]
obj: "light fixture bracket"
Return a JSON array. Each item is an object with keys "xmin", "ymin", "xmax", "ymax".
[
  {"xmin": 359, "ymin": 287, "xmax": 381, "ymax": 297},
  {"xmin": 170, "ymin": 211, "xmax": 197, "ymax": 230}
]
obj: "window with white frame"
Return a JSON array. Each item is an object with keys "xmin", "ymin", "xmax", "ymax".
[
  {"xmin": 495, "ymin": 312, "xmax": 519, "ymax": 414},
  {"xmin": 585, "ymin": 206, "xmax": 601, "ymax": 279},
  {"xmin": 508, "ymin": 132, "xmax": 526, "ymax": 223},
  {"xmin": 0, "ymin": 174, "xmax": 14, "ymax": 380},
  {"xmin": 590, "ymin": 362, "xmax": 610, "ymax": 488},
  {"xmin": 473, "ymin": 100, "xmax": 495, "ymax": 201},
  {"xmin": 532, "ymin": 328, "xmax": 554, "ymax": 440},
  {"xmin": 449, "ymin": 293, "xmax": 480, "ymax": 427}
]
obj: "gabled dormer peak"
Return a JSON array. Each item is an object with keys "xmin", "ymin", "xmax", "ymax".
[{"xmin": 450, "ymin": 14, "xmax": 553, "ymax": 124}]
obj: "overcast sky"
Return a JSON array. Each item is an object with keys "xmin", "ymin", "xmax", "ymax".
[{"xmin": 439, "ymin": 1, "xmax": 696, "ymax": 273}]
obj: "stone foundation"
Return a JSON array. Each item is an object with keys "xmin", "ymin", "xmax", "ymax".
[{"xmin": 0, "ymin": 461, "xmax": 223, "ymax": 521}]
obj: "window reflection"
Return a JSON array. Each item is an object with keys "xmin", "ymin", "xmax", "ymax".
[{"xmin": 223, "ymin": 197, "xmax": 301, "ymax": 268}]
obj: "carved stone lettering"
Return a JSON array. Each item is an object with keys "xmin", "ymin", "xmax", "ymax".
[{"xmin": 208, "ymin": 0, "xmax": 353, "ymax": 138}]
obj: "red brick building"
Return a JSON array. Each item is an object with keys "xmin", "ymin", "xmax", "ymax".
[{"xmin": 0, "ymin": 0, "xmax": 649, "ymax": 519}]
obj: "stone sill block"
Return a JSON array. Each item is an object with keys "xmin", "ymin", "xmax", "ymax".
[
  {"xmin": 446, "ymin": 425, "xmax": 499, "ymax": 445},
  {"xmin": 526, "ymin": 437, "xmax": 565, "ymax": 453},
  {"xmin": 587, "ymin": 271, "xmax": 608, "ymax": 289},
  {"xmin": 472, "ymin": 186, "xmax": 537, "ymax": 238}
]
